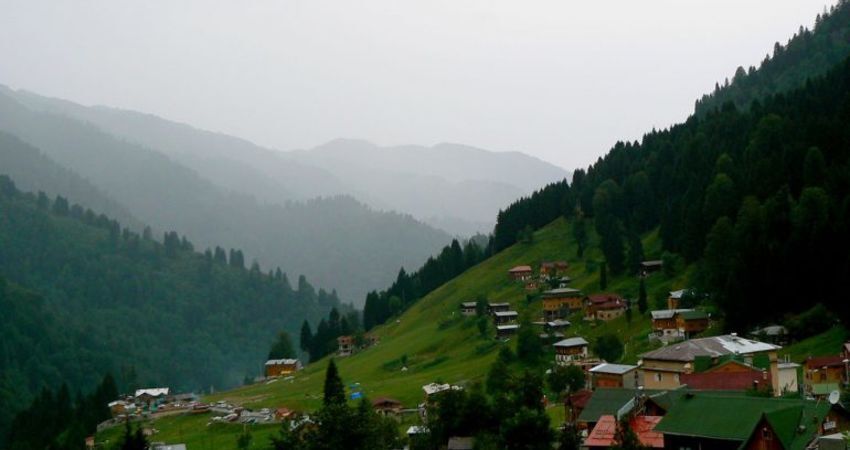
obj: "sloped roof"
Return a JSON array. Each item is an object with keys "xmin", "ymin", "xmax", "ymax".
[
  {"xmin": 508, "ymin": 265, "xmax": 532, "ymax": 272},
  {"xmin": 650, "ymin": 309, "xmax": 694, "ymax": 320},
  {"xmin": 590, "ymin": 363, "xmax": 637, "ymax": 375},
  {"xmin": 654, "ymin": 393, "xmax": 828, "ymax": 446},
  {"xmin": 679, "ymin": 310, "xmax": 709, "ymax": 321},
  {"xmin": 680, "ymin": 370, "xmax": 768, "ymax": 391},
  {"xmin": 460, "ymin": 302, "xmax": 477, "ymax": 308},
  {"xmin": 588, "ymin": 293, "xmax": 624, "ymax": 304},
  {"xmin": 585, "ymin": 415, "xmax": 664, "ymax": 448},
  {"xmin": 555, "ymin": 337, "xmax": 588, "ymax": 348},
  {"xmin": 805, "ymin": 355, "xmax": 845, "ymax": 369},
  {"xmin": 542, "ymin": 288, "xmax": 582, "ymax": 297},
  {"xmin": 135, "ymin": 388, "xmax": 169, "ymax": 397},
  {"xmin": 640, "ymin": 335, "xmax": 780, "ymax": 362},
  {"xmin": 265, "ymin": 358, "xmax": 299, "ymax": 366},
  {"xmin": 494, "ymin": 310, "xmax": 518, "ymax": 317}
]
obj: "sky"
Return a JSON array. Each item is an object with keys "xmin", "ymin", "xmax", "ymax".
[{"xmin": 0, "ymin": 0, "xmax": 829, "ymax": 170}]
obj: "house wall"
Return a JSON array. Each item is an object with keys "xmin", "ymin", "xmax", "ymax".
[
  {"xmin": 653, "ymin": 318, "xmax": 677, "ymax": 331},
  {"xmin": 742, "ymin": 419, "xmax": 785, "ymax": 450},
  {"xmin": 678, "ymin": 318, "xmax": 709, "ymax": 334},
  {"xmin": 777, "ymin": 368, "xmax": 798, "ymax": 394},
  {"xmin": 641, "ymin": 368, "xmax": 681, "ymax": 389},
  {"xmin": 596, "ymin": 308, "xmax": 625, "ymax": 321},
  {"xmin": 663, "ymin": 435, "xmax": 741, "ymax": 450}
]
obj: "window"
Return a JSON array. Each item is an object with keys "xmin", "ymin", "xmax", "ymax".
[
  {"xmin": 655, "ymin": 373, "xmax": 662, "ymax": 382},
  {"xmin": 762, "ymin": 427, "xmax": 772, "ymax": 440}
]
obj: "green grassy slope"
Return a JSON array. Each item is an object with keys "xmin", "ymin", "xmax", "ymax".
[{"xmin": 97, "ymin": 217, "xmax": 696, "ymax": 447}]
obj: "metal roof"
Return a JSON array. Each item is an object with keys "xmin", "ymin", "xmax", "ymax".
[
  {"xmin": 589, "ymin": 363, "xmax": 638, "ymax": 375},
  {"xmin": 640, "ymin": 335, "xmax": 780, "ymax": 362},
  {"xmin": 554, "ymin": 337, "xmax": 589, "ymax": 347}
]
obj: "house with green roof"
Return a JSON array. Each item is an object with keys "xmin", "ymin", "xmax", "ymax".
[{"xmin": 655, "ymin": 391, "xmax": 829, "ymax": 450}]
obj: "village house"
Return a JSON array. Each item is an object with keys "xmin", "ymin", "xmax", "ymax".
[
  {"xmin": 372, "ymin": 397, "xmax": 403, "ymax": 419},
  {"xmin": 487, "ymin": 302, "xmax": 511, "ymax": 314},
  {"xmin": 749, "ymin": 324, "xmax": 789, "ymax": 345},
  {"xmin": 556, "ymin": 276, "xmax": 572, "ymax": 288},
  {"xmin": 675, "ymin": 310, "xmax": 710, "ymax": 337},
  {"xmin": 459, "ymin": 302, "xmax": 477, "ymax": 316},
  {"xmin": 585, "ymin": 415, "xmax": 664, "ymax": 449},
  {"xmin": 274, "ymin": 407, "xmax": 295, "ymax": 421},
  {"xmin": 496, "ymin": 324, "xmax": 519, "ymax": 338},
  {"xmin": 666, "ymin": 289, "xmax": 686, "ymax": 309},
  {"xmin": 640, "ymin": 260, "xmax": 663, "ymax": 275},
  {"xmin": 589, "ymin": 363, "xmax": 638, "ymax": 389},
  {"xmin": 638, "ymin": 334, "xmax": 782, "ymax": 392},
  {"xmin": 654, "ymin": 392, "xmax": 830, "ymax": 450},
  {"xmin": 539, "ymin": 261, "xmax": 568, "ymax": 278},
  {"xmin": 337, "ymin": 335, "xmax": 354, "ymax": 357},
  {"xmin": 650, "ymin": 309, "xmax": 709, "ymax": 340},
  {"xmin": 135, "ymin": 388, "xmax": 170, "ymax": 409},
  {"xmin": 541, "ymin": 287, "xmax": 584, "ymax": 321},
  {"xmin": 264, "ymin": 358, "xmax": 302, "ymax": 377},
  {"xmin": 577, "ymin": 388, "xmax": 680, "ymax": 433},
  {"xmin": 585, "ymin": 294, "xmax": 627, "ymax": 321},
  {"xmin": 422, "ymin": 383, "xmax": 462, "ymax": 399},
  {"xmin": 524, "ymin": 279, "xmax": 540, "ymax": 291},
  {"xmin": 679, "ymin": 360, "xmax": 771, "ymax": 393},
  {"xmin": 507, "ymin": 265, "xmax": 533, "ymax": 281},
  {"xmin": 554, "ymin": 337, "xmax": 589, "ymax": 365},
  {"xmin": 492, "ymin": 310, "xmax": 518, "ymax": 325},
  {"xmin": 804, "ymin": 355, "xmax": 847, "ymax": 397}
]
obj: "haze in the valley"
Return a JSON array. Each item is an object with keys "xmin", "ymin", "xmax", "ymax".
[{"xmin": 0, "ymin": 0, "xmax": 826, "ymax": 170}]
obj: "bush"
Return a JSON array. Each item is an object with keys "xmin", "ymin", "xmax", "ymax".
[{"xmin": 593, "ymin": 334, "xmax": 624, "ymax": 362}]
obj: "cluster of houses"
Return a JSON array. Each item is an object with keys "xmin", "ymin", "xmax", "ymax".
[{"xmin": 558, "ymin": 336, "xmax": 850, "ymax": 449}]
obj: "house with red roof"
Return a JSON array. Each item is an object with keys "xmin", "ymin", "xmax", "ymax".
[
  {"xmin": 507, "ymin": 265, "xmax": 533, "ymax": 281},
  {"xmin": 804, "ymin": 355, "xmax": 847, "ymax": 397},
  {"xmin": 585, "ymin": 415, "xmax": 664, "ymax": 449},
  {"xmin": 585, "ymin": 294, "xmax": 627, "ymax": 321}
]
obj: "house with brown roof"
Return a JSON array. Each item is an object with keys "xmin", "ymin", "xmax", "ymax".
[
  {"xmin": 650, "ymin": 309, "xmax": 709, "ymax": 340},
  {"xmin": 539, "ymin": 261, "xmax": 568, "ymax": 278},
  {"xmin": 638, "ymin": 334, "xmax": 781, "ymax": 392},
  {"xmin": 541, "ymin": 288, "xmax": 584, "ymax": 321},
  {"xmin": 372, "ymin": 397, "xmax": 403, "ymax": 418},
  {"xmin": 585, "ymin": 294, "xmax": 627, "ymax": 321},
  {"xmin": 679, "ymin": 364, "xmax": 771, "ymax": 393},
  {"xmin": 337, "ymin": 335, "xmax": 354, "ymax": 357},
  {"xmin": 507, "ymin": 265, "xmax": 533, "ymax": 281}
]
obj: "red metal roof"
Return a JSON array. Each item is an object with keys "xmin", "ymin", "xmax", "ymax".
[
  {"xmin": 587, "ymin": 293, "xmax": 623, "ymax": 304},
  {"xmin": 585, "ymin": 415, "xmax": 664, "ymax": 448},
  {"xmin": 679, "ymin": 370, "xmax": 769, "ymax": 391}
]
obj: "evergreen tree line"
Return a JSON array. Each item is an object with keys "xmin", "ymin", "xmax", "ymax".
[
  {"xmin": 489, "ymin": 55, "xmax": 850, "ymax": 330},
  {"xmin": 297, "ymin": 307, "xmax": 362, "ymax": 362},
  {"xmin": 362, "ymin": 237, "xmax": 489, "ymax": 331},
  {"xmin": 4, "ymin": 374, "xmax": 117, "ymax": 450},
  {"xmin": 0, "ymin": 177, "xmax": 338, "ymax": 442},
  {"xmin": 695, "ymin": 1, "xmax": 850, "ymax": 117}
]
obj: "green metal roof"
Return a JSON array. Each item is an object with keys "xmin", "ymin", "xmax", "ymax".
[
  {"xmin": 679, "ymin": 310, "xmax": 709, "ymax": 320},
  {"xmin": 654, "ymin": 392, "xmax": 828, "ymax": 449}
]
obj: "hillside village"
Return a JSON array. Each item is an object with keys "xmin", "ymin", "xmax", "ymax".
[{"xmin": 93, "ymin": 225, "xmax": 850, "ymax": 449}]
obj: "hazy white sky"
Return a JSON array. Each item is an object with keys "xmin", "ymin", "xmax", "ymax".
[{"xmin": 0, "ymin": 0, "xmax": 829, "ymax": 170}]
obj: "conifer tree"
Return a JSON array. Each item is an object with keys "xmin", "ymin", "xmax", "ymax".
[{"xmin": 323, "ymin": 359, "xmax": 346, "ymax": 407}]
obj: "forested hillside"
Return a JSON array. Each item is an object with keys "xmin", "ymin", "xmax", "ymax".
[
  {"xmin": 491, "ymin": 56, "xmax": 850, "ymax": 330},
  {"xmin": 0, "ymin": 175, "xmax": 339, "ymax": 441},
  {"xmin": 0, "ymin": 91, "xmax": 451, "ymax": 301},
  {"xmin": 695, "ymin": 0, "xmax": 850, "ymax": 116}
]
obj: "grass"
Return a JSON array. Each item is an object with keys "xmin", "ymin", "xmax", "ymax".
[
  {"xmin": 93, "ymin": 218, "xmax": 703, "ymax": 445},
  {"xmin": 779, "ymin": 326, "xmax": 848, "ymax": 362}
]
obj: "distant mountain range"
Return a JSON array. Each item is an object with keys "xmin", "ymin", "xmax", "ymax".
[
  {"xmin": 0, "ymin": 85, "xmax": 566, "ymax": 301},
  {"xmin": 0, "ymin": 86, "xmax": 569, "ymax": 235}
]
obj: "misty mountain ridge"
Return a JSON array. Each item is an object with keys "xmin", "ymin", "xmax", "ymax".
[
  {"xmin": 0, "ymin": 87, "xmax": 451, "ymax": 301},
  {"xmin": 0, "ymin": 84, "xmax": 569, "ymax": 234}
]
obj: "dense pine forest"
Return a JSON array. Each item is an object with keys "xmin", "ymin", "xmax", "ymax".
[
  {"xmin": 490, "ymin": 21, "xmax": 850, "ymax": 331},
  {"xmin": 0, "ymin": 176, "xmax": 341, "ymax": 442}
]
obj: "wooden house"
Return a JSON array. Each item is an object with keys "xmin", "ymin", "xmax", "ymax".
[
  {"xmin": 338, "ymin": 335, "xmax": 354, "ymax": 357},
  {"xmin": 675, "ymin": 310, "xmax": 710, "ymax": 337},
  {"xmin": 492, "ymin": 310, "xmax": 518, "ymax": 325},
  {"xmin": 589, "ymin": 363, "xmax": 638, "ymax": 389},
  {"xmin": 265, "ymin": 358, "xmax": 302, "ymax": 377},
  {"xmin": 554, "ymin": 337, "xmax": 589, "ymax": 364},
  {"xmin": 586, "ymin": 294, "xmax": 627, "ymax": 321},
  {"xmin": 497, "ymin": 324, "xmax": 519, "ymax": 338},
  {"xmin": 488, "ymin": 302, "xmax": 511, "ymax": 314},
  {"xmin": 507, "ymin": 265, "xmax": 533, "ymax": 281},
  {"xmin": 640, "ymin": 260, "xmax": 663, "ymax": 276},
  {"xmin": 804, "ymin": 355, "xmax": 846, "ymax": 396},
  {"xmin": 372, "ymin": 397, "xmax": 403, "ymax": 418},
  {"xmin": 539, "ymin": 261, "xmax": 568, "ymax": 278},
  {"xmin": 460, "ymin": 302, "xmax": 477, "ymax": 316},
  {"xmin": 541, "ymin": 288, "xmax": 584, "ymax": 321},
  {"xmin": 667, "ymin": 289, "xmax": 685, "ymax": 309}
]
